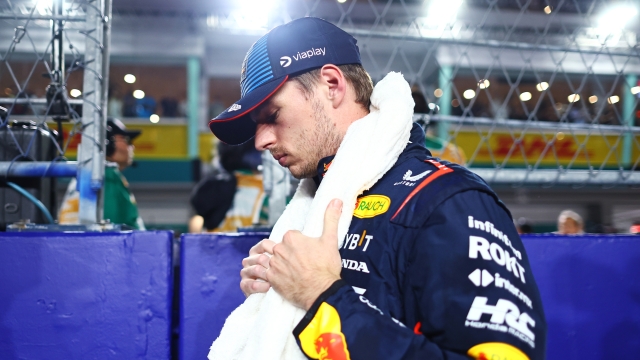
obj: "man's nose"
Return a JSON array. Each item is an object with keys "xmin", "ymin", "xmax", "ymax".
[{"xmin": 254, "ymin": 124, "xmax": 275, "ymax": 151}]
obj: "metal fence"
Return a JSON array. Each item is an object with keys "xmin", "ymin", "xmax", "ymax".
[
  {"xmin": 207, "ymin": 0, "xmax": 640, "ymax": 187},
  {"xmin": 0, "ymin": 0, "xmax": 110, "ymax": 224}
]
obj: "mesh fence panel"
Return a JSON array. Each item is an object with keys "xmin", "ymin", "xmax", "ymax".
[
  {"xmin": 248, "ymin": 0, "xmax": 640, "ymax": 186},
  {"xmin": 0, "ymin": 0, "xmax": 109, "ymax": 223}
]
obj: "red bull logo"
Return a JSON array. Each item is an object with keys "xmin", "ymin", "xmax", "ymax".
[
  {"xmin": 467, "ymin": 342, "xmax": 529, "ymax": 360},
  {"xmin": 314, "ymin": 332, "xmax": 349, "ymax": 360},
  {"xmin": 298, "ymin": 303, "xmax": 351, "ymax": 360}
]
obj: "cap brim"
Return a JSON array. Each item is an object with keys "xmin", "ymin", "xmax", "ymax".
[
  {"xmin": 125, "ymin": 129, "xmax": 141, "ymax": 141},
  {"xmin": 209, "ymin": 75, "xmax": 288, "ymax": 145}
]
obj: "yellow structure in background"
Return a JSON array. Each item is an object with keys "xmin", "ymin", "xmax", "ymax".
[
  {"xmin": 52, "ymin": 122, "xmax": 216, "ymax": 161},
  {"xmin": 451, "ymin": 127, "xmax": 640, "ymax": 168},
  {"xmin": 53, "ymin": 123, "xmax": 639, "ymax": 169}
]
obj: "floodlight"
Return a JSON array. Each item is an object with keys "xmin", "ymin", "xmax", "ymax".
[
  {"xmin": 568, "ymin": 94, "xmax": 580, "ymax": 103},
  {"xmin": 519, "ymin": 92, "xmax": 532, "ymax": 102},
  {"xmin": 133, "ymin": 90, "xmax": 145, "ymax": 99},
  {"xmin": 588, "ymin": 96, "xmax": 598, "ymax": 104},
  {"xmin": 598, "ymin": 4, "xmax": 638, "ymax": 35},
  {"xmin": 124, "ymin": 74, "xmax": 136, "ymax": 84},
  {"xmin": 426, "ymin": 0, "xmax": 463, "ymax": 27},
  {"xmin": 69, "ymin": 89, "xmax": 82, "ymax": 98},
  {"xmin": 150, "ymin": 114, "xmax": 160, "ymax": 123},
  {"xmin": 536, "ymin": 82, "xmax": 549, "ymax": 91},
  {"xmin": 608, "ymin": 96, "xmax": 620, "ymax": 104},
  {"xmin": 463, "ymin": 89, "xmax": 475, "ymax": 99}
]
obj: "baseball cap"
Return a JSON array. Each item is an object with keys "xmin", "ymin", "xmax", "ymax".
[
  {"xmin": 208, "ymin": 17, "xmax": 362, "ymax": 145},
  {"xmin": 107, "ymin": 118, "xmax": 141, "ymax": 141}
]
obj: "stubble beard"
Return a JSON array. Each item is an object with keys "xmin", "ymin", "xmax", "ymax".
[{"xmin": 288, "ymin": 99, "xmax": 342, "ymax": 179}]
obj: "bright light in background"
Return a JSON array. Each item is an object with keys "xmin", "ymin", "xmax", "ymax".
[
  {"xmin": 34, "ymin": 0, "xmax": 53, "ymax": 15},
  {"xmin": 556, "ymin": 132, "xmax": 565, "ymax": 141},
  {"xmin": 426, "ymin": 0, "xmax": 463, "ymax": 27},
  {"xmin": 568, "ymin": 94, "xmax": 580, "ymax": 103},
  {"xmin": 536, "ymin": 82, "xmax": 549, "ymax": 91},
  {"xmin": 124, "ymin": 74, "xmax": 136, "ymax": 84},
  {"xmin": 598, "ymin": 4, "xmax": 638, "ymax": 35},
  {"xmin": 519, "ymin": 92, "xmax": 532, "ymax": 102},
  {"xmin": 434, "ymin": 88, "xmax": 443, "ymax": 98},
  {"xmin": 232, "ymin": 0, "xmax": 275, "ymax": 29},
  {"xmin": 428, "ymin": 103, "xmax": 440, "ymax": 111},
  {"xmin": 463, "ymin": 89, "xmax": 475, "ymax": 99},
  {"xmin": 588, "ymin": 95, "xmax": 598, "ymax": 104},
  {"xmin": 478, "ymin": 79, "xmax": 490, "ymax": 89},
  {"xmin": 631, "ymin": 86, "xmax": 640, "ymax": 95},
  {"xmin": 337, "ymin": 0, "xmax": 347, "ymax": 3},
  {"xmin": 150, "ymin": 114, "xmax": 160, "ymax": 123},
  {"xmin": 133, "ymin": 90, "xmax": 145, "ymax": 99},
  {"xmin": 608, "ymin": 95, "xmax": 620, "ymax": 104},
  {"xmin": 69, "ymin": 89, "xmax": 81, "ymax": 98},
  {"xmin": 544, "ymin": 6, "xmax": 552, "ymax": 14}
]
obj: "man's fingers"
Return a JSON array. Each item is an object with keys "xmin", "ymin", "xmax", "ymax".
[
  {"xmin": 240, "ymin": 263, "xmax": 268, "ymax": 281},
  {"xmin": 321, "ymin": 198, "xmax": 343, "ymax": 240},
  {"xmin": 240, "ymin": 278, "xmax": 270, "ymax": 297},
  {"xmin": 249, "ymin": 239, "xmax": 276, "ymax": 256}
]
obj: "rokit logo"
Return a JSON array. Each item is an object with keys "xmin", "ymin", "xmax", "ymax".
[
  {"xmin": 466, "ymin": 296, "xmax": 536, "ymax": 349},
  {"xmin": 469, "ymin": 236, "xmax": 526, "ymax": 284},
  {"xmin": 394, "ymin": 169, "xmax": 431, "ymax": 186},
  {"xmin": 279, "ymin": 47, "xmax": 326, "ymax": 67},
  {"xmin": 468, "ymin": 269, "xmax": 533, "ymax": 309}
]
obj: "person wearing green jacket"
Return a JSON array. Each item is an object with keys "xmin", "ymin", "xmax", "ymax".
[{"xmin": 59, "ymin": 118, "xmax": 145, "ymax": 229}]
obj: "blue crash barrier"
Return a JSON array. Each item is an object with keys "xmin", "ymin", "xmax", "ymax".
[
  {"xmin": 522, "ymin": 234, "xmax": 640, "ymax": 358},
  {"xmin": 180, "ymin": 233, "xmax": 640, "ymax": 360},
  {"xmin": 179, "ymin": 232, "xmax": 269, "ymax": 360},
  {"xmin": 0, "ymin": 231, "xmax": 173, "ymax": 360}
]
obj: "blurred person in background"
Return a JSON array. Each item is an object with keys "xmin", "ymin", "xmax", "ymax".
[
  {"xmin": 59, "ymin": 118, "xmax": 145, "ymax": 229},
  {"xmin": 557, "ymin": 209, "xmax": 584, "ymax": 234},
  {"xmin": 630, "ymin": 221, "xmax": 640, "ymax": 235},
  {"xmin": 188, "ymin": 138, "xmax": 267, "ymax": 232}
]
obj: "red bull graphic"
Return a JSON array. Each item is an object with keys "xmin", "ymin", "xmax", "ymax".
[
  {"xmin": 467, "ymin": 342, "xmax": 529, "ymax": 360},
  {"xmin": 298, "ymin": 303, "xmax": 351, "ymax": 360}
]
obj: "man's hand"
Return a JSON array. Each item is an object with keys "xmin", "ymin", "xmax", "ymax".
[
  {"xmin": 240, "ymin": 239, "xmax": 276, "ymax": 297},
  {"xmin": 266, "ymin": 199, "xmax": 343, "ymax": 310}
]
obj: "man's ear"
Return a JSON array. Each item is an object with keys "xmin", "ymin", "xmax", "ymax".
[{"xmin": 319, "ymin": 64, "xmax": 347, "ymax": 109}]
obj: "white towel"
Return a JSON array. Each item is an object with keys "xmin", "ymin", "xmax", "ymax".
[{"xmin": 208, "ymin": 71, "xmax": 415, "ymax": 360}]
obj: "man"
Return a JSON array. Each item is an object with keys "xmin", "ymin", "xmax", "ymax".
[
  {"xmin": 209, "ymin": 17, "xmax": 546, "ymax": 359},
  {"xmin": 556, "ymin": 209, "xmax": 584, "ymax": 235},
  {"xmin": 59, "ymin": 118, "xmax": 145, "ymax": 229}
]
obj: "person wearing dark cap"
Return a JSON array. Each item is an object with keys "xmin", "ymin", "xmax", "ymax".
[
  {"xmin": 208, "ymin": 17, "xmax": 546, "ymax": 360},
  {"xmin": 59, "ymin": 118, "xmax": 145, "ymax": 229}
]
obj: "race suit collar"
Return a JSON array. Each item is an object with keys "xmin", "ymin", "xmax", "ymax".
[{"xmin": 312, "ymin": 123, "xmax": 430, "ymax": 187}]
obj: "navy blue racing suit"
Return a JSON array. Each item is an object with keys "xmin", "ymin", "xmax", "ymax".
[{"xmin": 293, "ymin": 124, "xmax": 547, "ymax": 360}]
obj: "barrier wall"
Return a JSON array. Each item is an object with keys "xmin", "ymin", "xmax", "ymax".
[
  {"xmin": 179, "ymin": 233, "xmax": 640, "ymax": 360},
  {"xmin": 179, "ymin": 232, "xmax": 268, "ymax": 360},
  {"xmin": 0, "ymin": 231, "xmax": 173, "ymax": 360}
]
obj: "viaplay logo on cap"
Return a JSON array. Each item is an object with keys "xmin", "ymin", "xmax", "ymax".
[{"xmin": 280, "ymin": 47, "xmax": 326, "ymax": 68}]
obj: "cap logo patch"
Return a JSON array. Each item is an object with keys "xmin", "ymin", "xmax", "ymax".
[
  {"xmin": 280, "ymin": 56, "xmax": 292, "ymax": 68},
  {"xmin": 228, "ymin": 104, "xmax": 242, "ymax": 112}
]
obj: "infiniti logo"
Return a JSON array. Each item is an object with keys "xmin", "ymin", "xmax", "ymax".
[{"xmin": 280, "ymin": 56, "xmax": 292, "ymax": 67}]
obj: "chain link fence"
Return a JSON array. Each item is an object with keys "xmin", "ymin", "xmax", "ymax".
[
  {"xmin": 0, "ymin": 0, "xmax": 110, "ymax": 226},
  {"xmin": 207, "ymin": 0, "xmax": 640, "ymax": 187}
]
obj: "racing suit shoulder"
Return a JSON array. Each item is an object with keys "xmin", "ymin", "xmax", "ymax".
[{"xmin": 389, "ymin": 157, "xmax": 510, "ymax": 228}]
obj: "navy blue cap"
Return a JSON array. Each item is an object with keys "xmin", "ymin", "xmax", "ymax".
[{"xmin": 208, "ymin": 17, "xmax": 362, "ymax": 145}]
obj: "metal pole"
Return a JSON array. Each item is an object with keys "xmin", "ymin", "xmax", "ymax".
[
  {"xmin": 438, "ymin": 65, "xmax": 452, "ymax": 141},
  {"xmin": 78, "ymin": 0, "xmax": 106, "ymax": 224},
  {"xmin": 0, "ymin": 162, "xmax": 77, "ymax": 177},
  {"xmin": 187, "ymin": 56, "xmax": 200, "ymax": 158},
  {"xmin": 622, "ymin": 74, "xmax": 637, "ymax": 168},
  {"xmin": 98, "ymin": 0, "xmax": 112, "ymax": 221}
]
